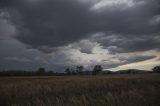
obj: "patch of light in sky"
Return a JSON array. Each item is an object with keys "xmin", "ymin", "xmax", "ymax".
[{"xmin": 91, "ymin": 0, "xmax": 135, "ymax": 10}]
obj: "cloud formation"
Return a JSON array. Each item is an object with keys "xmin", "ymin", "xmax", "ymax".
[
  {"xmin": 0, "ymin": 0, "xmax": 160, "ymax": 70},
  {"xmin": 0, "ymin": 0, "xmax": 159, "ymax": 51},
  {"xmin": 0, "ymin": 0, "xmax": 96, "ymax": 49}
]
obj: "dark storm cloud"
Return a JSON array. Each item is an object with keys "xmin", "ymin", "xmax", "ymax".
[
  {"xmin": 91, "ymin": 0, "xmax": 160, "ymax": 53},
  {"xmin": 95, "ymin": 0, "xmax": 160, "ymax": 35},
  {"xmin": 96, "ymin": 35, "xmax": 160, "ymax": 53},
  {"xmin": 0, "ymin": 0, "xmax": 160, "ymax": 53},
  {"xmin": 0, "ymin": 0, "xmax": 96, "ymax": 49},
  {"xmin": 118, "ymin": 36, "xmax": 160, "ymax": 52}
]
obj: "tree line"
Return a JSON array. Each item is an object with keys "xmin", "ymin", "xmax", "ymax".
[
  {"xmin": 65, "ymin": 65, "xmax": 103, "ymax": 75},
  {"xmin": 0, "ymin": 65, "xmax": 103, "ymax": 76},
  {"xmin": 0, "ymin": 65, "xmax": 160, "ymax": 76}
]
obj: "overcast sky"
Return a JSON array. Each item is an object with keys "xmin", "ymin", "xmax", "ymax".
[{"xmin": 0, "ymin": 0, "xmax": 160, "ymax": 71}]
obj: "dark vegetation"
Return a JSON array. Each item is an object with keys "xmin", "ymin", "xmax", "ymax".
[
  {"xmin": 0, "ymin": 66, "xmax": 159, "ymax": 106},
  {"xmin": 0, "ymin": 65, "xmax": 159, "ymax": 76},
  {"xmin": 0, "ymin": 68, "xmax": 57, "ymax": 76},
  {"xmin": 152, "ymin": 65, "xmax": 160, "ymax": 73},
  {"xmin": 0, "ymin": 74, "xmax": 160, "ymax": 106}
]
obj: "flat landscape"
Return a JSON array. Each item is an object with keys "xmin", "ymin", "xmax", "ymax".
[{"xmin": 0, "ymin": 73, "xmax": 160, "ymax": 106}]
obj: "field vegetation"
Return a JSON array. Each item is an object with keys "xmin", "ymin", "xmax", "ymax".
[{"xmin": 0, "ymin": 73, "xmax": 160, "ymax": 106}]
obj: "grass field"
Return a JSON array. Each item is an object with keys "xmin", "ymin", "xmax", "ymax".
[{"xmin": 0, "ymin": 73, "xmax": 160, "ymax": 106}]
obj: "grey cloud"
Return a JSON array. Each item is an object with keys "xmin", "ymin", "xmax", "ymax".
[
  {"xmin": 0, "ymin": 0, "xmax": 96, "ymax": 50},
  {"xmin": 118, "ymin": 36, "xmax": 160, "ymax": 52},
  {"xmin": 124, "ymin": 55, "xmax": 156, "ymax": 63},
  {"xmin": 0, "ymin": 12, "xmax": 16, "ymax": 40},
  {"xmin": 71, "ymin": 40, "xmax": 98, "ymax": 54},
  {"xmin": 5, "ymin": 57, "xmax": 31, "ymax": 62},
  {"xmin": 0, "ymin": 0, "xmax": 159, "ymax": 52},
  {"xmin": 0, "ymin": 37, "xmax": 73, "ymax": 71},
  {"xmin": 92, "ymin": 34, "xmax": 160, "ymax": 53},
  {"xmin": 102, "ymin": 55, "xmax": 156, "ymax": 69},
  {"xmin": 0, "ymin": 0, "xmax": 160, "ymax": 71},
  {"xmin": 95, "ymin": 0, "xmax": 160, "ymax": 35}
]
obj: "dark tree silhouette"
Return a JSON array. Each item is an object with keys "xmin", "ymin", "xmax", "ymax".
[
  {"xmin": 37, "ymin": 68, "xmax": 46, "ymax": 75},
  {"xmin": 76, "ymin": 66, "xmax": 84, "ymax": 74},
  {"xmin": 92, "ymin": 65, "xmax": 103, "ymax": 75},
  {"xmin": 38, "ymin": 68, "xmax": 45, "ymax": 72},
  {"xmin": 65, "ymin": 68, "xmax": 71, "ymax": 75},
  {"xmin": 152, "ymin": 65, "xmax": 160, "ymax": 73}
]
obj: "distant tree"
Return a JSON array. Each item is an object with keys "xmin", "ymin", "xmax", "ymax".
[
  {"xmin": 92, "ymin": 65, "xmax": 103, "ymax": 75},
  {"xmin": 76, "ymin": 66, "xmax": 84, "ymax": 74},
  {"xmin": 37, "ymin": 68, "xmax": 46, "ymax": 75},
  {"xmin": 152, "ymin": 65, "xmax": 160, "ymax": 73},
  {"xmin": 65, "ymin": 68, "xmax": 71, "ymax": 75}
]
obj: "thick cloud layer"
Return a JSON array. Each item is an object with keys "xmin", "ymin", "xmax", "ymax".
[
  {"xmin": 0, "ymin": 0, "xmax": 159, "ymax": 52},
  {"xmin": 0, "ymin": 0, "xmax": 160, "ymax": 70},
  {"xmin": 91, "ymin": 34, "xmax": 160, "ymax": 53},
  {"xmin": 0, "ymin": 0, "xmax": 96, "ymax": 49}
]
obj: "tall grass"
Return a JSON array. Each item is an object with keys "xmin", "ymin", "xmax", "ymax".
[{"xmin": 0, "ymin": 74, "xmax": 160, "ymax": 106}]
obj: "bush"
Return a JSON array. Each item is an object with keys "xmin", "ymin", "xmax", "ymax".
[{"xmin": 152, "ymin": 65, "xmax": 160, "ymax": 73}]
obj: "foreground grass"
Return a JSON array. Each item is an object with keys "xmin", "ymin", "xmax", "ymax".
[{"xmin": 0, "ymin": 74, "xmax": 160, "ymax": 106}]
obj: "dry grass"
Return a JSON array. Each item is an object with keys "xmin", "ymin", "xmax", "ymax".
[{"xmin": 0, "ymin": 73, "xmax": 160, "ymax": 106}]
